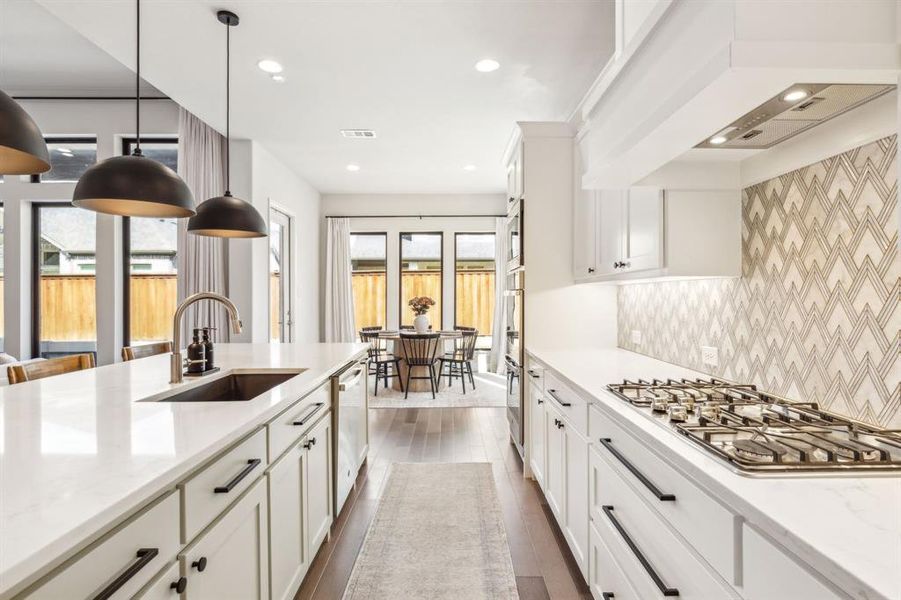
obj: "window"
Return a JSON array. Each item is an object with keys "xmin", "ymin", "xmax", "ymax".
[
  {"xmin": 34, "ymin": 204, "xmax": 97, "ymax": 358},
  {"xmin": 269, "ymin": 208, "xmax": 292, "ymax": 342},
  {"xmin": 122, "ymin": 138, "xmax": 178, "ymax": 172},
  {"xmin": 454, "ymin": 233, "xmax": 495, "ymax": 347},
  {"xmin": 31, "ymin": 137, "xmax": 97, "ymax": 183},
  {"xmin": 400, "ymin": 232, "xmax": 442, "ymax": 329},
  {"xmin": 350, "ymin": 233, "xmax": 387, "ymax": 330},
  {"xmin": 122, "ymin": 138, "xmax": 179, "ymax": 347}
]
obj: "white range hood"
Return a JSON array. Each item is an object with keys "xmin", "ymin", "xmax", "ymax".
[{"xmin": 578, "ymin": 0, "xmax": 901, "ymax": 190}]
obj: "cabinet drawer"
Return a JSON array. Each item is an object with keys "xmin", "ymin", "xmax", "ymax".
[
  {"xmin": 589, "ymin": 404, "xmax": 736, "ymax": 583},
  {"xmin": 26, "ymin": 491, "xmax": 180, "ymax": 600},
  {"xmin": 525, "ymin": 360, "xmax": 544, "ymax": 391},
  {"xmin": 135, "ymin": 561, "xmax": 184, "ymax": 600},
  {"xmin": 545, "ymin": 371, "xmax": 588, "ymax": 436},
  {"xmin": 742, "ymin": 525, "xmax": 842, "ymax": 600},
  {"xmin": 592, "ymin": 449, "xmax": 737, "ymax": 599},
  {"xmin": 589, "ymin": 521, "xmax": 640, "ymax": 600},
  {"xmin": 180, "ymin": 428, "xmax": 268, "ymax": 543},
  {"xmin": 267, "ymin": 380, "xmax": 330, "ymax": 462}
]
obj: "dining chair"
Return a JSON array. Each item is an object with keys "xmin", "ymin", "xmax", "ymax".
[
  {"xmin": 7, "ymin": 353, "xmax": 96, "ymax": 385},
  {"xmin": 439, "ymin": 328, "xmax": 479, "ymax": 393},
  {"xmin": 122, "ymin": 341, "xmax": 173, "ymax": 361},
  {"xmin": 360, "ymin": 329, "xmax": 403, "ymax": 395},
  {"xmin": 398, "ymin": 333, "xmax": 441, "ymax": 399}
]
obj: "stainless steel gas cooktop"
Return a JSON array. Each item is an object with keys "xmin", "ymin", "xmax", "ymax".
[{"xmin": 606, "ymin": 378, "xmax": 901, "ymax": 474}]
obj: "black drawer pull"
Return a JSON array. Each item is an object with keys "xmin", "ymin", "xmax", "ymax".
[
  {"xmin": 293, "ymin": 402, "xmax": 325, "ymax": 427},
  {"xmin": 91, "ymin": 548, "xmax": 158, "ymax": 600},
  {"xmin": 214, "ymin": 459, "xmax": 261, "ymax": 493},
  {"xmin": 192, "ymin": 556, "xmax": 207, "ymax": 572},
  {"xmin": 170, "ymin": 576, "xmax": 188, "ymax": 593},
  {"xmin": 599, "ymin": 438, "xmax": 675, "ymax": 502},
  {"xmin": 602, "ymin": 594, "xmax": 614, "ymax": 600},
  {"xmin": 527, "ymin": 369, "xmax": 540, "ymax": 378},
  {"xmin": 546, "ymin": 389, "xmax": 571, "ymax": 407},
  {"xmin": 537, "ymin": 398, "xmax": 544, "ymax": 405},
  {"xmin": 602, "ymin": 506, "xmax": 679, "ymax": 597}
]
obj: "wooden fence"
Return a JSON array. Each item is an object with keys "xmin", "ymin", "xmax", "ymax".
[
  {"xmin": 351, "ymin": 270, "xmax": 494, "ymax": 333},
  {"xmin": 129, "ymin": 275, "xmax": 177, "ymax": 342}
]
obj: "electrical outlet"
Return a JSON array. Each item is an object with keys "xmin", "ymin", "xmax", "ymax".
[
  {"xmin": 701, "ymin": 345, "xmax": 719, "ymax": 367},
  {"xmin": 631, "ymin": 330, "xmax": 641, "ymax": 345}
]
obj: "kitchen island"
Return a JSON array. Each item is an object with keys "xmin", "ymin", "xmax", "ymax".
[
  {"xmin": 526, "ymin": 347, "xmax": 901, "ymax": 600},
  {"xmin": 0, "ymin": 342, "xmax": 368, "ymax": 599}
]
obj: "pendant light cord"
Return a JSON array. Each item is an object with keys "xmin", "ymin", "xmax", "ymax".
[
  {"xmin": 225, "ymin": 20, "xmax": 231, "ymax": 195},
  {"xmin": 133, "ymin": 0, "xmax": 142, "ymax": 156}
]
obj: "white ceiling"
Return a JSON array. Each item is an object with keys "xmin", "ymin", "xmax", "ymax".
[
  {"xmin": 28, "ymin": 0, "xmax": 614, "ymax": 194},
  {"xmin": 0, "ymin": 0, "xmax": 161, "ymax": 97}
]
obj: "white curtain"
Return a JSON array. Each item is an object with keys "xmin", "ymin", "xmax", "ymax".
[
  {"xmin": 325, "ymin": 218, "xmax": 356, "ymax": 342},
  {"xmin": 176, "ymin": 108, "xmax": 230, "ymax": 344},
  {"xmin": 490, "ymin": 216, "xmax": 508, "ymax": 373}
]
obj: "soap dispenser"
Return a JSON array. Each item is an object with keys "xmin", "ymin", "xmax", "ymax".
[
  {"xmin": 201, "ymin": 327, "xmax": 215, "ymax": 372},
  {"xmin": 186, "ymin": 329, "xmax": 206, "ymax": 374}
]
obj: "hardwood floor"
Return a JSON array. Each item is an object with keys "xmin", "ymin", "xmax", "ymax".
[{"xmin": 295, "ymin": 407, "xmax": 591, "ymax": 600}]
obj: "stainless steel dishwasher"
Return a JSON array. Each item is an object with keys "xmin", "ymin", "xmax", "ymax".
[{"xmin": 332, "ymin": 358, "xmax": 368, "ymax": 516}]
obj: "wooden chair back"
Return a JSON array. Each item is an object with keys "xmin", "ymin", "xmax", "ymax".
[
  {"xmin": 122, "ymin": 341, "xmax": 173, "ymax": 361},
  {"xmin": 7, "ymin": 353, "xmax": 96, "ymax": 384},
  {"xmin": 359, "ymin": 330, "xmax": 387, "ymax": 359},
  {"xmin": 456, "ymin": 329, "xmax": 479, "ymax": 360},
  {"xmin": 399, "ymin": 333, "xmax": 441, "ymax": 366}
]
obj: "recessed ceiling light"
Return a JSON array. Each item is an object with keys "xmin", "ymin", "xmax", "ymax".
[
  {"xmin": 271, "ymin": 74, "xmax": 285, "ymax": 83},
  {"xmin": 463, "ymin": 164, "xmax": 477, "ymax": 171},
  {"xmin": 346, "ymin": 164, "xmax": 360, "ymax": 172},
  {"xmin": 257, "ymin": 59, "xmax": 283, "ymax": 74},
  {"xmin": 709, "ymin": 135, "xmax": 728, "ymax": 145},
  {"xmin": 782, "ymin": 89, "xmax": 809, "ymax": 102},
  {"xmin": 474, "ymin": 59, "xmax": 500, "ymax": 73}
]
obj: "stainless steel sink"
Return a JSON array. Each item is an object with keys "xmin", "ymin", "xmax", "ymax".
[{"xmin": 157, "ymin": 371, "xmax": 305, "ymax": 402}]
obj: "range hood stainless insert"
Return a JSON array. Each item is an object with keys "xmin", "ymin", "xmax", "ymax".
[{"xmin": 695, "ymin": 84, "xmax": 894, "ymax": 150}]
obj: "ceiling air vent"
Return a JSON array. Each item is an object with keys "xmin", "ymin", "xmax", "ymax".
[
  {"xmin": 695, "ymin": 83, "xmax": 894, "ymax": 149},
  {"xmin": 340, "ymin": 129, "xmax": 377, "ymax": 139}
]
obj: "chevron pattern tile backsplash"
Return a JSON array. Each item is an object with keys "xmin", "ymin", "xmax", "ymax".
[{"xmin": 618, "ymin": 135, "xmax": 900, "ymax": 427}]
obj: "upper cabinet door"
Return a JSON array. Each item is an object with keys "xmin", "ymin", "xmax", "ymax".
[
  {"xmin": 506, "ymin": 144, "xmax": 524, "ymax": 203},
  {"xmin": 596, "ymin": 189, "xmax": 626, "ymax": 276},
  {"xmin": 623, "ymin": 187, "xmax": 663, "ymax": 272},
  {"xmin": 573, "ymin": 190, "xmax": 598, "ymax": 278}
]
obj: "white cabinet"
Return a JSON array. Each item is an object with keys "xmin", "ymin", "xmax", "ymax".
[
  {"xmin": 306, "ymin": 413, "xmax": 334, "ymax": 553},
  {"xmin": 136, "ymin": 562, "xmax": 184, "ymax": 600},
  {"xmin": 24, "ymin": 491, "xmax": 180, "ymax": 600},
  {"xmin": 743, "ymin": 526, "xmax": 842, "ymax": 600},
  {"xmin": 573, "ymin": 190, "xmax": 598, "ymax": 278},
  {"xmin": 545, "ymin": 403, "xmax": 566, "ymax": 520},
  {"xmin": 336, "ymin": 361, "xmax": 367, "ymax": 515},
  {"xmin": 589, "ymin": 522, "xmax": 640, "ymax": 600},
  {"xmin": 529, "ymin": 383, "xmax": 546, "ymax": 488},
  {"xmin": 267, "ymin": 442, "xmax": 310, "ymax": 600},
  {"xmin": 180, "ymin": 478, "xmax": 269, "ymax": 600},
  {"xmin": 574, "ymin": 187, "xmax": 740, "ymax": 282},
  {"xmin": 506, "ymin": 143, "xmax": 524, "ymax": 202}
]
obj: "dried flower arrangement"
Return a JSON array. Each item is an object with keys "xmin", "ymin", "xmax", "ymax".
[{"xmin": 408, "ymin": 296, "xmax": 436, "ymax": 316}]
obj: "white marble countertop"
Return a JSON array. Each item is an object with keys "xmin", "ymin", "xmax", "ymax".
[
  {"xmin": 0, "ymin": 342, "xmax": 367, "ymax": 597},
  {"xmin": 527, "ymin": 346, "xmax": 901, "ymax": 600}
]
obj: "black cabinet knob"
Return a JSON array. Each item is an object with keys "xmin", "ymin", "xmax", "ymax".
[
  {"xmin": 192, "ymin": 557, "xmax": 207, "ymax": 572},
  {"xmin": 170, "ymin": 577, "xmax": 188, "ymax": 593},
  {"xmin": 588, "ymin": 267, "xmax": 595, "ymax": 273}
]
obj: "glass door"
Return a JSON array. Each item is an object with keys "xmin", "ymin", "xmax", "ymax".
[{"xmin": 269, "ymin": 208, "xmax": 292, "ymax": 342}]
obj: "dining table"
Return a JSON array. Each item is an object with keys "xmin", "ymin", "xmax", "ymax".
[{"xmin": 377, "ymin": 330, "xmax": 463, "ymax": 392}]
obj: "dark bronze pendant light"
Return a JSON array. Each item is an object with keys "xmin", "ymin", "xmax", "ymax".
[
  {"xmin": 187, "ymin": 10, "xmax": 267, "ymax": 238},
  {"xmin": 0, "ymin": 90, "xmax": 51, "ymax": 175},
  {"xmin": 72, "ymin": 0, "xmax": 195, "ymax": 217}
]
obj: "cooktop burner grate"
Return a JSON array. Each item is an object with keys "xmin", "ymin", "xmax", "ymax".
[{"xmin": 606, "ymin": 378, "xmax": 901, "ymax": 474}]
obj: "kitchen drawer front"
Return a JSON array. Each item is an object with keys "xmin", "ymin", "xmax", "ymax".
[
  {"xmin": 742, "ymin": 525, "xmax": 842, "ymax": 600},
  {"xmin": 525, "ymin": 359, "xmax": 545, "ymax": 391},
  {"xmin": 592, "ymin": 449, "xmax": 737, "ymax": 599},
  {"xmin": 135, "ymin": 561, "xmax": 184, "ymax": 600},
  {"xmin": 545, "ymin": 371, "xmax": 588, "ymax": 436},
  {"xmin": 181, "ymin": 428, "xmax": 268, "ymax": 543},
  {"xmin": 589, "ymin": 404, "xmax": 736, "ymax": 582},
  {"xmin": 589, "ymin": 521, "xmax": 640, "ymax": 600},
  {"xmin": 268, "ymin": 380, "xmax": 331, "ymax": 462},
  {"xmin": 25, "ymin": 491, "xmax": 180, "ymax": 600}
]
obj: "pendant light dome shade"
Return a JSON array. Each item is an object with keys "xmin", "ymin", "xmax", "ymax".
[
  {"xmin": 73, "ymin": 154, "xmax": 196, "ymax": 217},
  {"xmin": 0, "ymin": 90, "xmax": 51, "ymax": 175},
  {"xmin": 187, "ymin": 192, "xmax": 267, "ymax": 238}
]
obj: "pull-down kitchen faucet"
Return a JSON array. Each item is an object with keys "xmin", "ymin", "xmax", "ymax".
[{"xmin": 171, "ymin": 292, "xmax": 243, "ymax": 383}]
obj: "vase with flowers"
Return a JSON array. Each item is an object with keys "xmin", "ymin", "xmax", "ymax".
[{"xmin": 408, "ymin": 296, "xmax": 436, "ymax": 333}]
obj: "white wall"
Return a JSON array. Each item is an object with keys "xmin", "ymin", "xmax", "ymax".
[
  {"xmin": 320, "ymin": 194, "xmax": 505, "ymax": 339},
  {"xmin": 252, "ymin": 143, "xmax": 321, "ymax": 343},
  {"xmin": 0, "ymin": 99, "xmax": 178, "ymax": 363}
]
